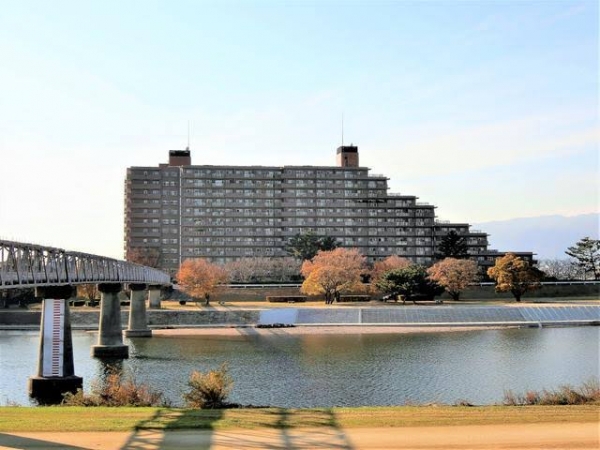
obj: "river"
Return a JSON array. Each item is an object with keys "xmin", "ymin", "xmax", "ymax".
[{"xmin": 0, "ymin": 327, "xmax": 598, "ymax": 407}]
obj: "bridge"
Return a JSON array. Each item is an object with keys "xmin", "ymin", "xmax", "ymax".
[
  {"xmin": 0, "ymin": 239, "xmax": 170, "ymax": 288},
  {"xmin": 0, "ymin": 239, "xmax": 172, "ymax": 404}
]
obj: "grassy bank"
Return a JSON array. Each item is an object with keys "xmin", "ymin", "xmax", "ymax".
[{"xmin": 0, "ymin": 405, "xmax": 598, "ymax": 432}]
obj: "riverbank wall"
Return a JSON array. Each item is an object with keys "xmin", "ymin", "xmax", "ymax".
[
  {"xmin": 1, "ymin": 304, "xmax": 599, "ymax": 330},
  {"xmin": 0, "ymin": 309, "xmax": 261, "ymax": 330}
]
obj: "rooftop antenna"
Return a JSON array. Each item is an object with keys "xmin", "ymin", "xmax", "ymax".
[
  {"xmin": 186, "ymin": 121, "xmax": 190, "ymax": 151},
  {"xmin": 341, "ymin": 113, "xmax": 344, "ymax": 147}
]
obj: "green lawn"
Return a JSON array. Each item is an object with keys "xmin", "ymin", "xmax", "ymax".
[{"xmin": 1, "ymin": 405, "xmax": 598, "ymax": 432}]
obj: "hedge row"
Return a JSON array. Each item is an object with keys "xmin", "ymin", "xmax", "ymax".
[
  {"xmin": 338, "ymin": 295, "xmax": 371, "ymax": 302},
  {"xmin": 266, "ymin": 296, "xmax": 307, "ymax": 303}
]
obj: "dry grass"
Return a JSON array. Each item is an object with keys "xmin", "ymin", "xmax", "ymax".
[
  {"xmin": 61, "ymin": 369, "xmax": 166, "ymax": 407},
  {"xmin": 503, "ymin": 380, "xmax": 600, "ymax": 406},
  {"xmin": 24, "ymin": 296, "xmax": 600, "ymax": 313},
  {"xmin": 183, "ymin": 364, "xmax": 233, "ymax": 409}
]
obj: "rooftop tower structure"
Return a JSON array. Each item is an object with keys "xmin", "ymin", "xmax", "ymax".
[
  {"xmin": 168, "ymin": 149, "xmax": 191, "ymax": 166},
  {"xmin": 337, "ymin": 145, "xmax": 359, "ymax": 167}
]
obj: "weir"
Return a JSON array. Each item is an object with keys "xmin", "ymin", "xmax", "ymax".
[{"xmin": 259, "ymin": 305, "xmax": 600, "ymax": 326}]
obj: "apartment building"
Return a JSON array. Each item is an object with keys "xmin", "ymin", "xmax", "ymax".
[{"xmin": 124, "ymin": 146, "xmax": 527, "ymax": 274}]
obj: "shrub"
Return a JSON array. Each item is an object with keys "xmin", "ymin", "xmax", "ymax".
[
  {"xmin": 503, "ymin": 380, "xmax": 600, "ymax": 406},
  {"xmin": 537, "ymin": 386, "xmax": 586, "ymax": 405},
  {"xmin": 502, "ymin": 390, "xmax": 520, "ymax": 406},
  {"xmin": 266, "ymin": 296, "xmax": 307, "ymax": 303},
  {"xmin": 524, "ymin": 390, "xmax": 540, "ymax": 405},
  {"xmin": 183, "ymin": 363, "xmax": 233, "ymax": 409},
  {"xmin": 338, "ymin": 295, "xmax": 371, "ymax": 302},
  {"xmin": 453, "ymin": 399, "xmax": 474, "ymax": 407},
  {"xmin": 578, "ymin": 379, "xmax": 600, "ymax": 399},
  {"xmin": 62, "ymin": 369, "xmax": 165, "ymax": 407},
  {"xmin": 69, "ymin": 300, "xmax": 86, "ymax": 307}
]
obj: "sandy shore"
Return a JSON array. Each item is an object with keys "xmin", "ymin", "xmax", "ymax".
[{"xmin": 151, "ymin": 324, "xmax": 510, "ymax": 337}]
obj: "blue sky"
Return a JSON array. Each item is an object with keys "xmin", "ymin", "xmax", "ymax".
[{"xmin": 0, "ymin": 0, "xmax": 597, "ymax": 259}]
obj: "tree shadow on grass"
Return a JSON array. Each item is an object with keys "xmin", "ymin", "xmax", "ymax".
[
  {"xmin": 120, "ymin": 407, "xmax": 355, "ymax": 450},
  {"xmin": 119, "ymin": 408, "xmax": 224, "ymax": 450},
  {"xmin": 283, "ymin": 407, "xmax": 355, "ymax": 450}
]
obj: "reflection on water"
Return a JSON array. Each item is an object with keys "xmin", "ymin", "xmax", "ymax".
[
  {"xmin": 0, "ymin": 327, "xmax": 598, "ymax": 407},
  {"xmin": 95, "ymin": 358, "xmax": 125, "ymax": 386}
]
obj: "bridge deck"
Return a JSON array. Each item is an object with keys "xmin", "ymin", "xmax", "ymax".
[{"xmin": 0, "ymin": 240, "xmax": 170, "ymax": 289}]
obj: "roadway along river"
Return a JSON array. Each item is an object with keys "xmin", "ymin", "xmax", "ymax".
[{"xmin": 1, "ymin": 326, "xmax": 598, "ymax": 407}]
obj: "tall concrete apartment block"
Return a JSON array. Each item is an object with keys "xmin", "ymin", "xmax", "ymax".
[{"xmin": 125, "ymin": 146, "xmax": 511, "ymax": 274}]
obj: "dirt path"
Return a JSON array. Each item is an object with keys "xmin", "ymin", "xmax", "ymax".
[{"xmin": 1, "ymin": 422, "xmax": 598, "ymax": 449}]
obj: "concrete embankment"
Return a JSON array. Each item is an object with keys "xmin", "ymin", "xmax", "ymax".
[
  {"xmin": 0, "ymin": 309, "xmax": 261, "ymax": 330},
  {"xmin": 1, "ymin": 304, "xmax": 599, "ymax": 330}
]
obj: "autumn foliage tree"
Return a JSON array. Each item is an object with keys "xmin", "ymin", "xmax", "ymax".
[
  {"xmin": 223, "ymin": 257, "xmax": 301, "ymax": 283},
  {"xmin": 300, "ymin": 248, "xmax": 367, "ymax": 304},
  {"xmin": 126, "ymin": 247, "xmax": 161, "ymax": 268},
  {"xmin": 176, "ymin": 259, "xmax": 229, "ymax": 305},
  {"xmin": 487, "ymin": 253, "xmax": 543, "ymax": 302},
  {"xmin": 77, "ymin": 284, "xmax": 98, "ymax": 303},
  {"xmin": 426, "ymin": 258, "xmax": 479, "ymax": 301},
  {"xmin": 370, "ymin": 255, "xmax": 412, "ymax": 286}
]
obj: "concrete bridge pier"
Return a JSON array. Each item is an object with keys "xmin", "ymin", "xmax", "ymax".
[
  {"xmin": 148, "ymin": 285, "xmax": 162, "ymax": 309},
  {"xmin": 92, "ymin": 283, "xmax": 128, "ymax": 358},
  {"xmin": 124, "ymin": 283, "xmax": 151, "ymax": 338},
  {"xmin": 29, "ymin": 285, "xmax": 83, "ymax": 404}
]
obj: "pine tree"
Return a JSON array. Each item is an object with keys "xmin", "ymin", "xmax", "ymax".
[
  {"xmin": 565, "ymin": 237, "xmax": 600, "ymax": 280},
  {"xmin": 435, "ymin": 231, "xmax": 469, "ymax": 260},
  {"xmin": 285, "ymin": 231, "xmax": 340, "ymax": 261}
]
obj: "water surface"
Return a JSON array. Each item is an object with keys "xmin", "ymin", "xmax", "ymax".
[{"xmin": 0, "ymin": 327, "xmax": 598, "ymax": 407}]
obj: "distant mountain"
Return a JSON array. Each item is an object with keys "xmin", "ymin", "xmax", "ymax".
[{"xmin": 473, "ymin": 213, "xmax": 599, "ymax": 260}]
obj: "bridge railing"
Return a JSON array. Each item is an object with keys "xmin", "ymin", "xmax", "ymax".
[{"xmin": 0, "ymin": 240, "xmax": 171, "ymax": 289}]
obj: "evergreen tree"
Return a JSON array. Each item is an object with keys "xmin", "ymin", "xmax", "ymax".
[
  {"xmin": 565, "ymin": 237, "xmax": 600, "ymax": 280},
  {"xmin": 376, "ymin": 265, "xmax": 444, "ymax": 304},
  {"xmin": 435, "ymin": 231, "xmax": 469, "ymax": 260},
  {"xmin": 285, "ymin": 231, "xmax": 340, "ymax": 261}
]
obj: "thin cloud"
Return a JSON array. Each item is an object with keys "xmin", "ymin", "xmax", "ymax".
[
  {"xmin": 544, "ymin": 2, "xmax": 589, "ymax": 27},
  {"xmin": 373, "ymin": 111, "xmax": 597, "ymax": 178}
]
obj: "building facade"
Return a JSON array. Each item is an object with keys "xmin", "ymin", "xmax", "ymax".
[{"xmin": 124, "ymin": 147, "xmax": 529, "ymax": 274}]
